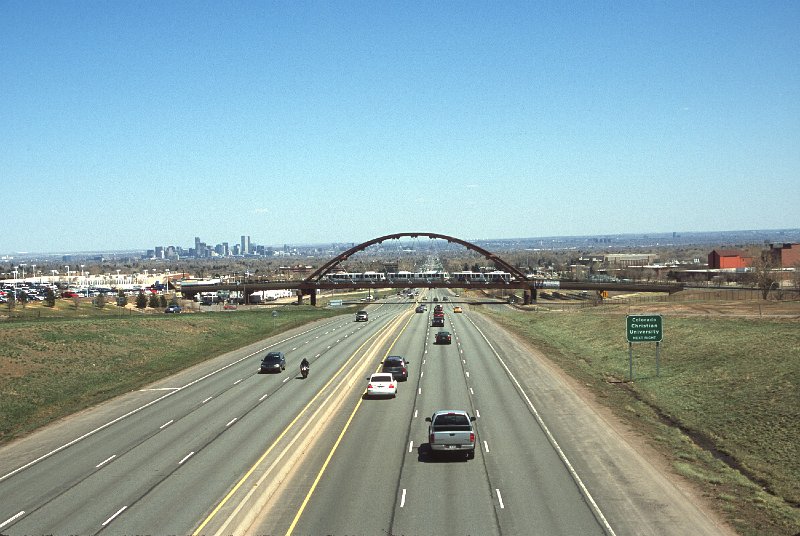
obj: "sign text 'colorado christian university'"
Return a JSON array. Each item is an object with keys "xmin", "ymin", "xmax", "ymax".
[{"xmin": 626, "ymin": 314, "xmax": 663, "ymax": 342}]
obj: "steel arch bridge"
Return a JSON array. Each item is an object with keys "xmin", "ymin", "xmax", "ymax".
[
  {"xmin": 293, "ymin": 232, "xmax": 536, "ymax": 304},
  {"xmin": 303, "ymin": 232, "xmax": 527, "ymax": 283}
]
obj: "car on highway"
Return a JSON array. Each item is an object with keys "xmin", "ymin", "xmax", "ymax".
[
  {"xmin": 435, "ymin": 331, "xmax": 452, "ymax": 344},
  {"xmin": 382, "ymin": 355, "xmax": 409, "ymax": 381},
  {"xmin": 164, "ymin": 304, "xmax": 182, "ymax": 313},
  {"xmin": 433, "ymin": 297, "xmax": 439, "ymax": 302},
  {"xmin": 259, "ymin": 351, "xmax": 286, "ymax": 373},
  {"xmin": 366, "ymin": 373, "xmax": 397, "ymax": 398},
  {"xmin": 426, "ymin": 410, "xmax": 476, "ymax": 459},
  {"xmin": 355, "ymin": 310, "xmax": 369, "ymax": 322},
  {"xmin": 415, "ymin": 305, "xmax": 426, "ymax": 313},
  {"xmin": 453, "ymin": 306, "xmax": 463, "ymax": 313},
  {"xmin": 432, "ymin": 316, "xmax": 445, "ymax": 327}
]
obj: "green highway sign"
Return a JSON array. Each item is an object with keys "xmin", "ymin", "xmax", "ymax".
[{"xmin": 626, "ymin": 314, "xmax": 663, "ymax": 342}]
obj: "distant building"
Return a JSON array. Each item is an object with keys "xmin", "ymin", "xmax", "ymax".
[
  {"xmin": 768, "ymin": 243, "xmax": 800, "ymax": 268},
  {"xmin": 708, "ymin": 249, "xmax": 752, "ymax": 269},
  {"xmin": 603, "ymin": 253, "xmax": 658, "ymax": 267}
]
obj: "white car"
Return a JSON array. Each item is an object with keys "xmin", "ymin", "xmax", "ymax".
[{"xmin": 366, "ymin": 373, "xmax": 397, "ymax": 398}]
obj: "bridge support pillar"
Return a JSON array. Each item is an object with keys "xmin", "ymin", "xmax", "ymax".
[{"xmin": 310, "ymin": 290, "xmax": 317, "ymax": 306}]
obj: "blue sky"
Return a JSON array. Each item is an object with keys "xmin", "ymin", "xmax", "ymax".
[{"xmin": 2, "ymin": 1, "xmax": 798, "ymax": 253}]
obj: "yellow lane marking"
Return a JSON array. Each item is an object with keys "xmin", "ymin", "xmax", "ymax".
[
  {"xmin": 192, "ymin": 314, "xmax": 406, "ymax": 536},
  {"xmin": 284, "ymin": 311, "xmax": 416, "ymax": 536}
]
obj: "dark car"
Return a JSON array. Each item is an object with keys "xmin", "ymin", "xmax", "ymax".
[
  {"xmin": 382, "ymin": 355, "xmax": 410, "ymax": 381},
  {"xmin": 164, "ymin": 304, "xmax": 182, "ymax": 313},
  {"xmin": 432, "ymin": 316, "xmax": 445, "ymax": 327},
  {"xmin": 435, "ymin": 331, "xmax": 452, "ymax": 344},
  {"xmin": 415, "ymin": 305, "xmax": 426, "ymax": 313},
  {"xmin": 259, "ymin": 351, "xmax": 286, "ymax": 373}
]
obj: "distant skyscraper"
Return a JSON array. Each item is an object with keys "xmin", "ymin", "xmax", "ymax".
[
  {"xmin": 241, "ymin": 235, "xmax": 250, "ymax": 255},
  {"xmin": 195, "ymin": 236, "xmax": 201, "ymax": 252}
]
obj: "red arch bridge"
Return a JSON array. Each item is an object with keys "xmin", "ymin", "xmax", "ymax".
[{"xmin": 176, "ymin": 232, "xmax": 682, "ymax": 306}]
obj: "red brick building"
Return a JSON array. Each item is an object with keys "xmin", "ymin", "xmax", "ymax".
[
  {"xmin": 768, "ymin": 243, "xmax": 800, "ymax": 268},
  {"xmin": 708, "ymin": 250, "xmax": 752, "ymax": 269}
]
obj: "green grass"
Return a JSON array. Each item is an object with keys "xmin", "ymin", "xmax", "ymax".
[
  {"xmin": 0, "ymin": 305, "xmax": 343, "ymax": 443},
  {"xmin": 482, "ymin": 307, "xmax": 800, "ymax": 536}
]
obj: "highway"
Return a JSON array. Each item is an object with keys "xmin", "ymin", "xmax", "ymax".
[{"xmin": 0, "ymin": 292, "xmax": 727, "ymax": 535}]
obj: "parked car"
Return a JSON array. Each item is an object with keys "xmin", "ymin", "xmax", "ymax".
[
  {"xmin": 382, "ymin": 356, "xmax": 409, "ymax": 381},
  {"xmin": 164, "ymin": 304, "xmax": 182, "ymax": 313},
  {"xmin": 435, "ymin": 331, "xmax": 452, "ymax": 344},
  {"xmin": 366, "ymin": 373, "xmax": 397, "ymax": 398},
  {"xmin": 259, "ymin": 351, "xmax": 286, "ymax": 373}
]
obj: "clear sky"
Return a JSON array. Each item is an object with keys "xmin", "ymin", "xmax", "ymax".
[{"xmin": 2, "ymin": 1, "xmax": 798, "ymax": 254}]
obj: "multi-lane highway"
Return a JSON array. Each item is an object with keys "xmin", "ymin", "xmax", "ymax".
[{"xmin": 0, "ymin": 292, "xmax": 728, "ymax": 535}]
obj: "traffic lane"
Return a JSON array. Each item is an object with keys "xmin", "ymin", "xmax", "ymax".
[
  {"xmin": 0, "ymin": 315, "xmax": 358, "ymax": 526},
  {"xmin": 392, "ymin": 330, "xmax": 498, "ymax": 536},
  {"xmin": 454, "ymin": 318, "xmax": 605, "ymax": 535},
  {"xmin": 467, "ymin": 311, "xmax": 731, "ymax": 536},
  {"xmin": 0, "ymin": 312, "xmax": 396, "ymax": 533},
  {"xmin": 248, "ymin": 309, "xmax": 420, "ymax": 534}
]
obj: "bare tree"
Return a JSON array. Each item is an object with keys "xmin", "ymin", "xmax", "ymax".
[{"xmin": 749, "ymin": 251, "xmax": 778, "ymax": 300}]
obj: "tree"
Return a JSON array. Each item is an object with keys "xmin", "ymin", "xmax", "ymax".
[
  {"xmin": 94, "ymin": 293, "xmax": 106, "ymax": 309},
  {"xmin": 159, "ymin": 295, "xmax": 168, "ymax": 308},
  {"xmin": 749, "ymin": 251, "xmax": 778, "ymax": 300},
  {"xmin": 117, "ymin": 289, "xmax": 128, "ymax": 307},
  {"xmin": 136, "ymin": 290, "xmax": 148, "ymax": 309},
  {"xmin": 18, "ymin": 291, "xmax": 28, "ymax": 309},
  {"xmin": 6, "ymin": 292, "xmax": 15, "ymax": 311},
  {"xmin": 148, "ymin": 293, "xmax": 160, "ymax": 309},
  {"xmin": 45, "ymin": 288, "xmax": 56, "ymax": 307}
]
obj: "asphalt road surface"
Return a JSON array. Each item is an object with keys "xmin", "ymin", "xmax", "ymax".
[{"xmin": 0, "ymin": 292, "xmax": 730, "ymax": 536}]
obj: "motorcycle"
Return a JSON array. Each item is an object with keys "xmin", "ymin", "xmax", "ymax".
[{"xmin": 300, "ymin": 364, "xmax": 309, "ymax": 379}]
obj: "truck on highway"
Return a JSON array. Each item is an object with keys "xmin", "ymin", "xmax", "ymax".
[{"xmin": 426, "ymin": 410, "xmax": 476, "ymax": 459}]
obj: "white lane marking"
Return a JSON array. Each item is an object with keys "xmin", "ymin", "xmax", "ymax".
[
  {"xmin": 476, "ymin": 409, "xmax": 480, "ymax": 418},
  {"xmin": 465, "ymin": 371, "xmax": 470, "ymax": 378},
  {"xmin": 178, "ymin": 452, "xmax": 195, "ymax": 465},
  {"xmin": 400, "ymin": 488, "xmax": 407, "ymax": 508},
  {"xmin": 408, "ymin": 441, "xmax": 414, "ymax": 453},
  {"xmin": 468, "ymin": 317, "xmax": 617, "ymax": 535},
  {"xmin": 292, "ymin": 347, "xmax": 297, "ymax": 351},
  {"xmin": 160, "ymin": 419, "xmax": 174, "ymax": 429},
  {"xmin": 422, "ymin": 359, "xmax": 426, "ymax": 365},
  {"xmin": 259, "ymin": 393, "xmax": 269, "ymax": 401},
  {"xmin": 496, "ymin": 489, "xmax": 505, "ymax": 509},
  {"xmin": 0, "ymin": 511, "xmax": 25, "ymax": 529},
  {"xmin": 418, "ymin": 388, "xmax": 422, "ymax": 394},
  {"xmin": 233, "ymin": 379, "xmax": 243, "ymax": 385},
  {"xmin": 470, "ymin": 388, "xmax": 474, "ymax": 395},
  {"xmin": 327, "ymin": 345, "xmax": 331, "ymax": 349},
  {"xmin": 101, "ymin": 505, "xmax": 127, "ymax": 527},
  {"xmin": 0, "ymin": 319, "xmax": 337, "ymax": 484},
  {"xmin": 483, "ymin": 441, "xmax": 490, "ymax": 453},
  {"xmin": 414, "ymin": 409, "xmax": 418, "ymax": 418},
  {"xmin": 336, "ymin": 339, "xmax": 341, "ymax": 343},
  {"xmin": 226, "ymin": 418, "xmax": 238, "ymax": 427},
  {"xmin": 420, "ymin": 371, "xmax": 424, "ymax": 378},
  {"xmin": 96, "ymin": 455, "xmax": 116, "ymax": 468},
  {"xmin": 282, "ymin": 377, "xmax": 290, "ymax": 383},
  {"xmin": 316, "ymin": 335, "xmax": 320, "ymax": 338},
  {"xmin": 460, "ymin": 348, "xmax": 464, "ymax": 354},
  {"xmin": 463, "ymin": 359, "xmax": 466, "ymax": 364},
  {"xmin": 139, "ymin": 387, "xmax": 180, "ymax": 391},
  {"xmin": 315, "ymin": 353, "xmax": 321, "ymax": 358},
  {"xmin": 202, "ymin": 396, "xmax": 213, "ymax": 404}
]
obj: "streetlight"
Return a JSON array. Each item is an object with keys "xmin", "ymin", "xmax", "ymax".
[
  {"xmin": 80, "ymin": 264, "xmax": 85, "ymax": 282},
  {"xmin": 32, "ymin": 264, "xmax": 37, "ymax": 284},
  {"xmin": 11, "ymin": 269, "xmax": 18, "ymax": 300},
  {"xmin": 65, "ymin": 266, "xmax": 71, "ymax": 282},
  {"xmin": 19, "ymin": 263, "xmax": 26, "ymax": 283}
]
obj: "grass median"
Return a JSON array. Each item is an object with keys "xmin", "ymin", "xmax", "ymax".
[
  {"xmin": 481, "ymin": 304, "xmax": 800, "ymax": 536},
  {"xmin": 0, "ymin": 304, "xmax": 343, "ymax": 444}
]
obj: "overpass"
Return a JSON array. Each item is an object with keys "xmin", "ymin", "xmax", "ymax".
[{"xmin": 177, "ymin": 232, "xmax": 682, "ymax": 305}]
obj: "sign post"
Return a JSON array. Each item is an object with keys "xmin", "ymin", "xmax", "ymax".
[{"xmin": 626, "ymin": 314, "xmax": 663, "ymax": 380}]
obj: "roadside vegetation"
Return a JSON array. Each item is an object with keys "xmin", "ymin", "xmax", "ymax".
[
  {"xmin": 481, "ymin": 302, "xmax": 800, "ymax": 536},
  {"xmin": 0, "ymin": 303, "xmax": 343, "ymax": 443}
]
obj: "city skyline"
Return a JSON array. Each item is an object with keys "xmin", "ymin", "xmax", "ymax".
[{"xmin": 3, "ymin": 3, "xmax": 798, "ymax": 253}]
